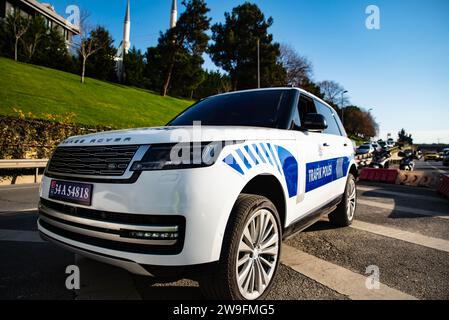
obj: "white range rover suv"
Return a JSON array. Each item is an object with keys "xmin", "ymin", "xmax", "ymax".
[{"xmin": 38, "ymin": 88, "xmax": 358, "ymax": 300}]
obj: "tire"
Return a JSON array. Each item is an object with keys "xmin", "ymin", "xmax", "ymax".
[
  {"xmin": 199, "ymin": 194, "xmax": 282, "ymax": 300},
  {"xmin": 329, "ymin": 173, "xmax": 357, "ymax": 227}
]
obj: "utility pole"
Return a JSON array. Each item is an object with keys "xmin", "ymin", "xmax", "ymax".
[
  {"xmin": 341, "ymin": 90, "xmax": 348, "ymax": 126},
  {"xmin": 257, "ymin": 38, "xmax": 260, "ymax": 89}
]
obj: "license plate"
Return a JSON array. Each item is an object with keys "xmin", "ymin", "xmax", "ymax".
[{"xmin": 49, "ymin": 180, "xmax": 93, "ymax": 206}]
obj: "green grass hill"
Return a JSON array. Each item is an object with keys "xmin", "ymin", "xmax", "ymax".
[{"xmin": 0, "ymin": 57, "xmax": 193, "ymax": 128}]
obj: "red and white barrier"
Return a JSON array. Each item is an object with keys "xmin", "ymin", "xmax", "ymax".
[
  {"xmin": 359, "ymin": 168, "xmax": 399, "ymax": 184},
  {"xmin": 438, "ymin": 175, "xmax": 449, "ymax": 199}
]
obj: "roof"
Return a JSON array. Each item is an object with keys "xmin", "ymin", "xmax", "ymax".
[{"xmin": 20, "ymin": 0, "xmax": 80, "ymax": 35}]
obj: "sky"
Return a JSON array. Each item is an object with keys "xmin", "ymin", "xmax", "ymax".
[{"xmin": 48, "ymin": 0, "xmax": 449, "ymax": 144}]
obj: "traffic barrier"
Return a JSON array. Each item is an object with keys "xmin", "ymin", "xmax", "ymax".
[
  {"xmin": 396, "ymin": 171, "xmax": 440, "ymax": 188},
  {"xmin": 438, "ymin": 175, "xmax": 449, "ymax": 199},
  {"xmin": 359, "ymin": 168, "xmax": 399, "ymax": 184}
]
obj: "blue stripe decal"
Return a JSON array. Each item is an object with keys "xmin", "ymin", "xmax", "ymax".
[
  {"xmin": 252, "ymin": 144, "xmax": 266, "ymax": 163},
  {"xmin": 268, "ymin": 143, "xmax": 282, "ymax": 175},
  {"xmin": 244, "ymin": 145, "xmax": 259, "ymax": 165},
  {"xmin": 306, "ymin": 157, "xmax": 350, "ymax": 193},
  {"xmin": 276, "ymin": 146, "xmax": 298, "ymax": 198},
  {"xmin": 236, "ymin": 149, "xmax": 252, "ymax": 170},
  {"xmin": 223, "ymin": 154, "xmax": 244, "ymax": 175},
  {"xmin": 260, "ymin": 143, "xmax": 273, "ymax": 166}
]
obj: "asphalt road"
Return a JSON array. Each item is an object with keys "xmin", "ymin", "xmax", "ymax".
[
  {"xmin": 1, "ymin": 164, "xmax": 448, "ymax": 300},
  {"xmin": 415, "ymin": 159, "xmax": 449, "ymax": 174}
]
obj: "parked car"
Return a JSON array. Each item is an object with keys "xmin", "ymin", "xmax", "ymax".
[
  {"xmin": 37, "ymin": 88, "xmax": 358, "ymax": 300},
  {"xmin": 356, "ymin": 144, "xmax": 374, "ymax": 155},
  {"xmin": 378, "ymin": 141, "xmax": 387, "ymax": 149},
  {"xmin": 424, "ymin": 151, "xmax": 441, "ymax": 161},
  {"xmin": 386, "ymin": 139, "xmax": 395, "ymax": 148},
  {"xmin": 443, "ymin": 151, "xmax": 449, "ymax": 167}
]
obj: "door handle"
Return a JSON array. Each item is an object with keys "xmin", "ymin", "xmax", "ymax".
[
  {"xmin": 344, "ymin": 143, "xmax": 348, "ymax": 147},
  {"xmin": 323, "ymin": 143, "xmax": 330, "ymax": 147}
]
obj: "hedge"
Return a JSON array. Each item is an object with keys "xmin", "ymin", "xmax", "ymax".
[{"xmin": 0, "ymin": 116, "xmax": 114, "ymax": 160}]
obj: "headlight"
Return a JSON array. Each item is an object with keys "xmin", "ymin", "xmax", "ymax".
[{"xmin": 130, "ymin": 141, "xmax": 242, "ymax": 171}]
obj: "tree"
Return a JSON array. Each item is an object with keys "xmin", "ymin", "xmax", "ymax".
[
  {"xmin": 143, "ymin": 46, "xmax": 164, "ymax": 91},
  {"xmin": 37, "ymin": 27, "xmax": 73, "ymax": 72},
  {"xmin": 343, "ymin": 106, "xmax": 378, "ymax": 138},
  {"xmin": 398, "ymin": 129, "xmax": 413, "ymax": 145},
  {"xmin": 20, "ymin": 15, "xmax": 46, "ymax": 62},
  {"xmin": 279, "ymin": 43, "xmax": 312, "ymax": 87},
  {"xmin": 74, "ymin": 12, "xmax": 110, "ymax": 84},
  {"xmin": 194, "ymin": 70, "xmax": 232, "ymax": 99},
  {"xmin": 318, "ymin": 80, "xmax": 349, "ymax": 106},
  {"xmin": 209, "ymin": 2, "xmax": 286, "ymax": 90},
  {"xmin": 5, "ymin": 10, "xmax": 30, "ymax": 61},
  {"xmin": 160, "ymin": 0, "xmax": 211, "ymax": 96},
  {"xmin": 123, "ymin": 47, "xmax": 145, "ymax": 87},
  {"xmin": 85, "ymin": 26, "xmax": 117, "ymax": 81}
]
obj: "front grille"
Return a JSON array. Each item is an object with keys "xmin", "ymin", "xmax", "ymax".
[{"xmin": 47, "ymin": 145, "xmax": 140, "ymax": 177}]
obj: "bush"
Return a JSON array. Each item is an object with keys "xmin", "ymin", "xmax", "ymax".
[{"xmin": 0, "ymin": 114, "xmax": 113, "ymax": 160}]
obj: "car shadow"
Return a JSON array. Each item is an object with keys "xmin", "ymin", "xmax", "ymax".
[{"xmin": 131, "ymin": 275, "xmax": 204, "ymax": 300}]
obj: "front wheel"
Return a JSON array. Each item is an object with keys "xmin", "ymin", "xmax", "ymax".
[
  {"xmin": 329, "ymin": 173, "xmax": 357, "ymax": 227},
  {"xmin": 199, "ymin": 194, "xmax": 282, "ymax": 300}
]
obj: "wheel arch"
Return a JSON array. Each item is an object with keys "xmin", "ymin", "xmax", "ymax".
[
  {"xmin": 240, "ymin": 174, "xmax": 287, "ymax": 229},
  {"xmin": 349, "ymin": 163, "xmax": 359, "ymax": 178}
]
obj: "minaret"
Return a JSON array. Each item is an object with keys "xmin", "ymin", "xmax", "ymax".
[
  {"xmin": 123, "ymin": 0, "xmax": 131, "ymax": 54},
  {"xmin": 170, "ymin": 0, "xmax": 177, "ymax": 29},
  {"xmin": 116, "ymin": 0, "xmax": 131, "ymax": 82}
]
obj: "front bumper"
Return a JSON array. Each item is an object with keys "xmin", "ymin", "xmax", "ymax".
[{"xmin": 38, "ymin": 165, "xmax": 246, "ymax": 269}]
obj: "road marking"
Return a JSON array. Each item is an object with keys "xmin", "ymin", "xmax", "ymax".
[
  {"xmin": 425, "ymin": 161, "xmax": 448, "ymax": 174},
  {"xmin": 351, "ymin": 220, "xmax": 449, "ymax": 253},
  {"xmin": 358, "ymin": 198, "xmax": 449, "ymax": 220},
  {"xmin": 0, "ymin": 229, "xmax": 44, "ymax": 243},
  {"xmin": 281, "ymin": 245, "xmax": 417, "ymax": 300},
  {"xmin": 357, "ymin": 186, "xmax": 448, "ymax": 204},
  {"xmin": 429, "ymin": 165, "xmax": 448, "ymax": 174}
]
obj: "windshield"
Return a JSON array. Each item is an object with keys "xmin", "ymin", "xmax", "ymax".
[{"xmin": 168, "ymin": 89, "xmax": 294, "ymax": 129}]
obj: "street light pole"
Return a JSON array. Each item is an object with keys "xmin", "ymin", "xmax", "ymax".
[{"xmin": 341, "ymin": 90, "xmax": 348, "ymax": 126}]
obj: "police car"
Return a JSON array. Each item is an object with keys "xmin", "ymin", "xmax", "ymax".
[{"xmin": 38, "ymin": 88, "xmax": 358, "ymax": 300}]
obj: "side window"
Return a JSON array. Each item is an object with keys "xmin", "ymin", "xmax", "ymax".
[
  {"xmin": 297, "ymin": 94, "xmax": 317, "ymax": 127},
  {"xmin": 315, "ymin": 101, "xmax": 342, "ymax": 136}
]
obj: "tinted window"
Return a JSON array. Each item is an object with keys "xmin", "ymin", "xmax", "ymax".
[
  {"xmin": 168, "ymin": 90, "xmax": 294, "ymax": 129},
  {"xmin": 315, "ymin": 101, "xmax": 342, "ymax": 136}
]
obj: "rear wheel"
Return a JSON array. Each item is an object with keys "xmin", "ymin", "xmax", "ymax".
[
  {"xmin": 199, "ymin": 194, "xmax": 281, "ymax": 300},
  {"xmin": 329, "ymin": 173, "xmax": 357, "ymax": 227}
]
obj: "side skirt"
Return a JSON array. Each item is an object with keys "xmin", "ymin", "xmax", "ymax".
[{"xmin": 283, "ymin": 195, "xmax": 343, "ymax": 240}]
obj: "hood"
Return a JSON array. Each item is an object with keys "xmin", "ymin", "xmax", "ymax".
[{"xmin": 59, "ymin": 126, "xmax": 295, "ymax": 147}]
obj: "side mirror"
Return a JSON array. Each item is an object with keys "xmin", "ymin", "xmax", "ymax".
[{"xmin": 302, "ymin": 113, "xmax": 328, "ymax": 131}]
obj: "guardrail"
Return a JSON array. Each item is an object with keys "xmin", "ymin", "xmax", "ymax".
[{"xmin": 0, "ymin": 159, "xmax": 48, "ymax": 183}]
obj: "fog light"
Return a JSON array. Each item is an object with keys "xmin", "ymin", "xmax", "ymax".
[{"xmin": 128, "ymin": 231, "xmax": 179, "ymax": 240}]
